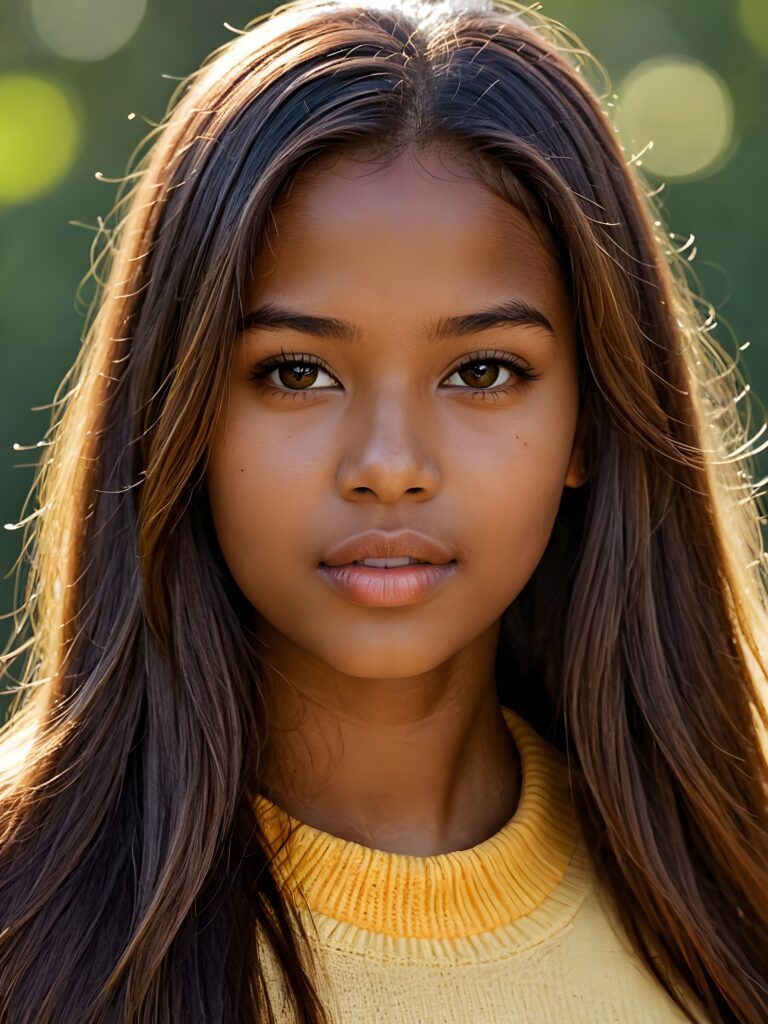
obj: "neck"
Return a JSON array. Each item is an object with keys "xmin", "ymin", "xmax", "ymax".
[{"xmin": 257, "ymin": 624, "xmax": 521, "ymax": 856}]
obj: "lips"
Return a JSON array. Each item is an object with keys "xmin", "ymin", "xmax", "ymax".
[
  {"xmin": 320, "ymin": 528, "xmax": 455, "ymax": 568},
  {"xmin": 317, "ymin": 559, "xmax": 458, "ymax": 606}
]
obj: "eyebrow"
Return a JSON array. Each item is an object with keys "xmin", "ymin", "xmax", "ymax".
[{"xmin": 238, "ymin": 299, "xmax": 556, "ymax": 344}]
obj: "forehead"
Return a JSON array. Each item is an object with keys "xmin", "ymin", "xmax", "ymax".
[{"xmin": 249, "ymin": 144, "xmax": 568, "ymax": 316}]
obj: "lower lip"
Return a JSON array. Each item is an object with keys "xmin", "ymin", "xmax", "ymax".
[{"xmin": 317, "ymin": 561, "xmax": 457, "ymax": 606}]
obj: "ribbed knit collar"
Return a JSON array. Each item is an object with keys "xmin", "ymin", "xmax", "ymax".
[{"xmin": 252, "ymin": 706, "xmax": 583, "ymax": 941}]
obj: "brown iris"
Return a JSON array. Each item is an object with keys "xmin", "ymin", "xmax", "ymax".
[
  {"xmin": 457, "ymin": 361, "xmax": 501, "ymax": 388},
  {"xmin": 278, "ymin": 364, "xmax": 317, "ymax": 389}
]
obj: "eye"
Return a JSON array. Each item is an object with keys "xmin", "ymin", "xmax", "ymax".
[
  {"xmin": 248, "ymin": 351, "xmax": 337, "ymax": 396},
  {"xmin": 442, "ymin": 350, "xmax": 540, "ymax": 395},
  {"xmin": 247, "ymin": 348, "xmax": 540, "ymax": 400}
]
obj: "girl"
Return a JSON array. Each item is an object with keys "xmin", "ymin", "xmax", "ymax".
[{"xmin": 0, "ymin": 0, "xmax": 766, "ymax": 1020}]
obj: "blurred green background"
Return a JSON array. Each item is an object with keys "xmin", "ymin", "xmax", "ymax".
[{"xmin": 1, "ymin": 0, "xmax": 767, "ymax": 664}]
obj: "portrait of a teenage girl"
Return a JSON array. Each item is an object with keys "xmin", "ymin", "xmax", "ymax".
[{"xmin": 0, "ymin": 0, "xmax": 766, "ymax": 1021}]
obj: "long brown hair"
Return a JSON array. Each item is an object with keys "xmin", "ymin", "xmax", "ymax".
[{"xmin": 1, "ymin": 0, "xmax": 766, "ymax": 1020}]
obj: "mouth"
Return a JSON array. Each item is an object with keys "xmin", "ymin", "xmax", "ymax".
[
  {"xmin": 319, "ymin": 528, "xmax": 455, "ymax": 571},
  {"xmin": 319, "ymin": 557, "xmax": 453, "ymax": 569},
  {"xmin": 316, "ymin": 559, "xmax": 458, "ymax": 606}
]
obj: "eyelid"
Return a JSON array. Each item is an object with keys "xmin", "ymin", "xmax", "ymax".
[
  {"xmin": 443, "ymin": 348, "xmax": 539, "ymax": 381},
  {"xmin": 248, "ymin": 350, "xmax": 335, "ymax": 382},
  {"xmin": 248, "ymin": 348, "xmax": 539, "ymax": 384}
]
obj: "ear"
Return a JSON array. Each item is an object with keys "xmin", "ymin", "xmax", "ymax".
[{"xmin": 564, "ymin": 395, "xmax": 591, "ymax": 489}]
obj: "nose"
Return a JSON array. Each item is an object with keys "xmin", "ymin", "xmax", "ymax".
[{"xmin": 335, "ymin": 386, "xmax": 440, "ymax": 502}]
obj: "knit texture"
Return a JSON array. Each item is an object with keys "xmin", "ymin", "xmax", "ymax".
[{"xmin": 252, "ymin": 706, "xmax": 707, "ymax": 1022}]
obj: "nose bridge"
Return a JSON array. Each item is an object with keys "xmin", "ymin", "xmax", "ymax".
[{"xmin": 338, "ymin": 377, "xmax": 439, "ymax": 495}]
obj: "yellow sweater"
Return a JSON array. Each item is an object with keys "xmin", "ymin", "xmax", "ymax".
[{"xmin": 253, "ymin": 706, "xmax": 707, "ymax": 1022}]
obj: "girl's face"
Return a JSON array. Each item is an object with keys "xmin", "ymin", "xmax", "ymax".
[{"xmin": 207, "ymin": 144, "xmax": 587, "ymax": 681}]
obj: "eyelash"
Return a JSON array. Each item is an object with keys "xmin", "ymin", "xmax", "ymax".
[{"xmin": 247, "ymin": 348, "xmax": 541, "ymax": 402}]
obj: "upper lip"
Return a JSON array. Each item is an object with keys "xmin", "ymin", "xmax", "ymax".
[{"xmin": 319, "ymin": 529, "xmax": 455, "ymax": 567}]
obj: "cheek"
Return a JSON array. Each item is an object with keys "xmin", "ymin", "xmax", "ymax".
[
  {"xmin": 458, "ymin": 409, "xmax": 577, "ymax": 592},
  {"xmin": 205, "ymin": 413, "xmax": 318, "ymax": 599},
  {"xmin": 471, "ymin": 457, "xmax": 562, "ymax": 549}
]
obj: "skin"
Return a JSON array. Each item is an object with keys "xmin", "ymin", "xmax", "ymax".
[{"xmin": 206, "ymin": 142, "xmax": 589, "ymax": 856}]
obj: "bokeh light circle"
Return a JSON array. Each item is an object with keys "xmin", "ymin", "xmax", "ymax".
[
  {"xmin": 28, "ymin": 0, "xmax": 148, "ymax": 62},
  {"xmin": 616, "ymin": 58, "xmax": 734, "ymax": 180},
  {"xmin": 739, "ymin": 0, "xmax": 768, "ymax": 57},
  {"xmin": 0, "ymin": 74, "xmax": 80, "ymax": 205}
]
